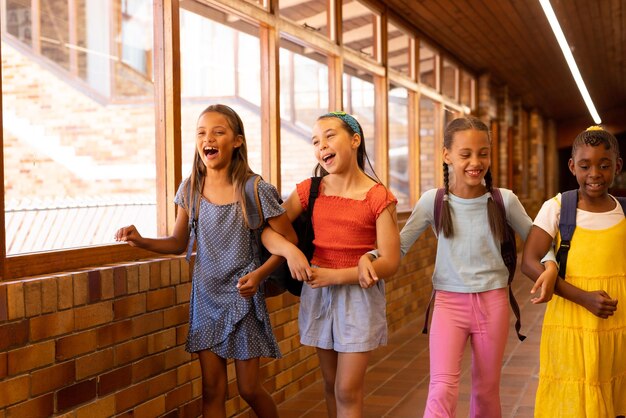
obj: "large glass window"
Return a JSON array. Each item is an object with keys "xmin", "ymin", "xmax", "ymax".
[
  {"xmin": 419, "ymin": 41, "xmax": 436, "ymax": 89},
  {"xmin": 279, "ymin": 37, "xmax": 328, "ymax": 197},
  {"xmin": 179, "ymin": 5, "xmax": 262, "ymax": 177},
  {"xmin": 387, "ymin": 22, "xmax": 410, "ymax": 76},
  {"xmin": 441, "ymin": 59, "xmax": 457, "ymax": 100},
  {"xmin": 388, "ymin": 85, "xmax": 409, "ymax": 209},
  {"xmin": 460, "ymin": 70, "xmax": 474, "ymax": 109},
  {"xmin": 280, "ymin": 0, "xmax": 329, "ymax": 38},
  {"xmin": 419, "ymin": 96, "xmax": 438, "ymax": 193},
  {"xmin": 2, "ymin": 0, "xmax": 156, "ymax": 255},
  {"xmin": 342, "ymin": 0, "xmax": 378, "ymax": 61},
  {"xmin": 343, "ymin": 64, "xmax": 375, "ymax": 169}
]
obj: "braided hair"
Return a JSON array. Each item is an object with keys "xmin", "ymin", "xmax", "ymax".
[
  {"xmin": 572, "ymin": 126, "xmax": 620, "ymax": 158},
  {"xmin": 440, "ymin": 116, "xmax": 507, "ymax": 242}
]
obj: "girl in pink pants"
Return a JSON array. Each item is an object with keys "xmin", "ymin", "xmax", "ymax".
[{"xmin": 359, "ymin": 116, "xmax": 556, "ymax": 417}]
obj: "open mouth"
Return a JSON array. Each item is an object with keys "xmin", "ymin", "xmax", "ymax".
[
  {"xmin": 204, "ymin": 146, "xmax": 218, "ymax": 157},
  {"xmin": 322, "ymin": 153, "xmax": 336, "ymax": 163}
]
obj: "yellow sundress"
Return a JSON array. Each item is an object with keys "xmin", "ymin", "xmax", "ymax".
[{"xmin": 535, "ymin": 218, "xmax": 626, "ymax": 417}]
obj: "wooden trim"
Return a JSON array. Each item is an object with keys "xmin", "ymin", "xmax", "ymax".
[
  {"xmin": 328, "ymin": 0, "xmax": 338, "ymax": 44},
  {"xmin": 5, "ymin": 246, "xmax": 161, "ymax": 281},
  {"xmin": 408, "ymin": 36, "xmax": 416, "ymax": 81},
  {"xmin": 154, "ymin": 0, "xmax": 182, "ymax": 235},
  {"xmin": 374, "ymin": 11, "xmax": 388, "ymax": 184},
  {"xmin": 328, "ymin": 55, "xmax": 343, "ymax": 110},
  {"xmin": 110, "ymin": 0, "xmax": 120, "ymax": 97},
  {"xmin": 0, "ymin": 40, "xmax": 5, "ymax": 280},
  {"xmin": 408, "ymin": 90, "xmax": 420, "ymax": 204},
  {"xmin": 67, "ymin": 0, "xmax": 78, "ymax": 76},
  {"xmin": 388, "ymin": 68, "xmax": 418, "ymax": 91},
  {"xmin": 374, "ymin": 75, "xmax": 388, "ymax": 184},
  {"xmin": 31, "ymin": 0, "xmax": 41, "ymax": 54},
  {"xmin": 260, "ymin": 25, "xmax": 281, "ymax": 187},
  {"xmin": 343, "ymin": 48, "xmax": 384, "ymax": 77},
  {"xmin": 434, "ymin": 51, "xmax": 441, "ymax": 94},
  {"xmin": 0, "ymin": 0, "xmax": 6, "ymax": 33}
]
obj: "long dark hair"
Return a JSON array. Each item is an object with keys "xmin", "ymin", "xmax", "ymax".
[
  {"xmin": 183, "ymin": 104, "xmax": 253, "ymax": 224},
  {"xmin": 439, "ymin": 116, "xmax": 507, "ymax": 242}
]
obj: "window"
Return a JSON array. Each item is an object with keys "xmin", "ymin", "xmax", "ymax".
[
  {"xmin": 388, "ymin": 84, "xmax": 409, "ymax": 209},
  {"xmin": 2, "ymin": 0, "xmax": 156, "ymax": 255},
  {"xmin": 387, "ymin": 22, "xmax": 410, "ymax": 76},
  {"xmin": 179, "ymin": 5, "xmax": 262, "ymax": 177},
  {"xmin": 342, "ymin": 0, "xmax": 378, "ymax": 61},
  {"xmin": 419, "ymin": 96, "xmax": 438, "ymax": 193},
  {"xmin": 280, "ymin": 0, "xmax": 329, "ymax": 38},
  {"xmin": 343, "ymin": 63, "xmax": 375, "ymax": 169},
  {"xmin": 419, "ymin": 41, "xmax": 436, "ymax": 89},
  {"xmin": 441, "ymin": 59, "xmax": 457, "ymax": 100},
  {"xmin": 279, "ymin": 37, "xmax": 328, "ymax": 197},
  {"xmin": 460, "ymin": 70, "xmax": 474, "ymax": 109}
]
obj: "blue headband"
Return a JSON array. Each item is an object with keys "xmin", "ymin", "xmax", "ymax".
[{"xmin": 321, "ymin": 111, "xmax": 362, "ymax": 138}]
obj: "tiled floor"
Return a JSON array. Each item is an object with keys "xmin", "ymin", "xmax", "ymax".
[{"xmin": 277, "ymin": 270, "xmax": 545, "ymax": 417}]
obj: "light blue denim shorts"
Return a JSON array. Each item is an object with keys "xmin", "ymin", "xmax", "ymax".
[{"xmin": 298, "ymin": 278, "xmax": 387, "ymax": 352}]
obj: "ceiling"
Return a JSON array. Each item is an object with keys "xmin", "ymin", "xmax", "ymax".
[{"xmin": 384, "ymin": 0, "xmax": 625, "ymax": 123}]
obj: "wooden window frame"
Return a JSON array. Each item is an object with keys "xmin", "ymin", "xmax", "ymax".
[{"xmin": 1, "ymin": 0, "xmax": 478, "ymax": 280}]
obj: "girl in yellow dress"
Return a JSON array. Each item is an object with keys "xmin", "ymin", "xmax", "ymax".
[{"xmin": 522, "ymin": 126, "xmax": 626, "ymax": 417}]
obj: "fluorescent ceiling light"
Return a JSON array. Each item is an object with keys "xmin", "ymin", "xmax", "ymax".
[{"xmin": 538, "ymin": 0, "xmax": 601, "ymax": 124}]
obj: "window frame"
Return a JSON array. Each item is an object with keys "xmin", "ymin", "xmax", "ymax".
[{"xmin": 1, "ymin": 0, "xmax": 479, "ymax": 280}]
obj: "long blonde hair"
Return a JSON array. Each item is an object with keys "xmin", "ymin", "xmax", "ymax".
[{"xmin": 183, "ymin": 104, "xmax": 253, "ymax": 223}]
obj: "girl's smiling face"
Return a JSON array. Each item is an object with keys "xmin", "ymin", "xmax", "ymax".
[
  {"xmin": 196, "ymin": 111, "xmax": 242, "ymax": 170},
  {"xmin": 443, "ymin": 128, "xmax": 491, "ymax": 196},
  {"xmin": 311, "ymin": 117, "xmax": 360, "ymax": 174},
  {"xmin": 569, "ymin": 144, "xmax": 622, "ymax": 200}
]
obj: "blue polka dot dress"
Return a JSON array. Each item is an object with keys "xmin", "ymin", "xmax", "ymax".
[{"xmin": 174, "ymin": 178, "xmax": 283, "ymax": 360}]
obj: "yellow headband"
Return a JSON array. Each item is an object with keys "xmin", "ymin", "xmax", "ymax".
[{"xmin": 586, "ymin": 125, "xmax": 604, "ymax": 131}]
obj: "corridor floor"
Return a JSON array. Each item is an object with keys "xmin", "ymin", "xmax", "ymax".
[{"xmin": 276, "ymin": 270, "xmax": 544, "ymax": 417}]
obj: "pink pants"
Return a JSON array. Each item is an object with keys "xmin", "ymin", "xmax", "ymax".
[{"xmin": 424, "ymin": 289, "xmax": 509, "ymax": 418}]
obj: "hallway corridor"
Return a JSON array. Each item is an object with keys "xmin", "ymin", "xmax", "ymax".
[{"xmin": 277, "ymin": 268, "xmax": 544, "ymax": 417}]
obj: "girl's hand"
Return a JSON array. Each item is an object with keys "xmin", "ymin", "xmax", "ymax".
[
  {"xmin": 530, "ymin": 261, "xmax": 558, "ymax": 304},
  {"xmin": 285, "ymin": 246, "xmax": 312, "ymax": 282},
  {"xmin": 307, "ymin": 267, "xmax": 336, "ymax": 288},
  {"xmin": 358, "ymin": 254, "xmax": 378, "ymax": 288},
  {"xmin": 581, "ymin": 290, "xmax": 618, "ymax": 318},
  {"xmin": 115, "ymin": 225, "xmax": 144, "ymax": 247},
  {"xmin": 237, "ymin": 271, "xmax": 261, "ymax": 299}
]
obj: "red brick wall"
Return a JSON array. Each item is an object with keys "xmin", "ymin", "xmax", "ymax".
[{"xmin": 0, "ymin": 219, "xmax": 436, "ymax": 418}]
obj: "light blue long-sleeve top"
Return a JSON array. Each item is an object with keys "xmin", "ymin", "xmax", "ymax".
[{"xmin": 398, "ymin": 188, "xmax": 544, "ymax": 293}]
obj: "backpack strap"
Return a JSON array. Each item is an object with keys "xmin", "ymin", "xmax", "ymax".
[
  {"xmin": 185, "ymin": 180, "xmax": 203, "ymax": 262},
  {"xmin": 308, "ymin": 177, "xmax": 322, "ymax": 214},
  {"xmin": 492, "ymin": 188, "xmax": 525, "ymax": 341},
  {"xmin": 557, "ymin": 190, "xmax": 578, "ymax": 279},
  {"xmin": 423, "ymin": 188, "xmax": 446, "ymax": 334},
  {"xmin": 244, "ymin": 175, "xmax": 264, "ymax": 230},
  {"xmin": 243, "ymin": 175, "xmax": 265, "ymax": 267},
  {"xmin": 617, "ymin": 197, "xmax": 626, "ymax": 215}
]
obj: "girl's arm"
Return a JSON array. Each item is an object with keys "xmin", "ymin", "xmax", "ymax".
[
  {"xmin": 358, "ymin": 192, "xmax": 433, "ymax": 287},
  {"xmin": 237, "ymin": 211, "xmax": 298, "ymax": 298},
  {"xmin": 260, "ymin": 190, "xmax": 311, "ymax": 281},
  {"xmin": 521, "ymin": 226, "xmax": 558, "ymax": 303},
  {"xmin": 522, "ymin": 225, "xmax": 618, "ymax": 316},
  {"xmin": 115, "ymin": 207, "xmax": 190, "ymax": 254},
  {"xmin": 308, "ymin": 203, "xmax": 401, "ymax": 288}
]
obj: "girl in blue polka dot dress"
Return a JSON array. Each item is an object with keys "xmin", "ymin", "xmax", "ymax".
[{"xmin": 115, "ymin": 104, "xmax": 295, "ymax": 418}]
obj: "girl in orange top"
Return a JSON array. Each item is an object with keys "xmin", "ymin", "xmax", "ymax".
[{"xmin": 263, "ymin": 111, "xmax": 400, "ymax": 418}]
